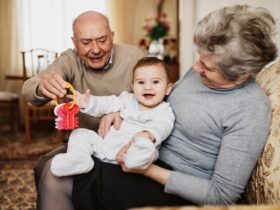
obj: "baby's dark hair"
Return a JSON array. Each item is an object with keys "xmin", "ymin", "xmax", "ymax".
[{"xmin": 132, "ymin": 57, "xmax": 171, "ymax": 82}]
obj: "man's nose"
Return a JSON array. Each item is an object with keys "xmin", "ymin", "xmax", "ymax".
[{"xmin": 91, "ymin": 41, "xmax": 101, "ymax": 54}]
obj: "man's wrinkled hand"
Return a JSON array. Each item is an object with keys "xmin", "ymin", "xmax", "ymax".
[{"xmin": 38, "ymin": 70, "xmax": 67, "ymax": 99}]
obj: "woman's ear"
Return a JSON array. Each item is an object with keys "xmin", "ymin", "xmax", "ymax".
[{"xmin": 165, "ymin": 83, "xmax": 173, "ymax": 96}]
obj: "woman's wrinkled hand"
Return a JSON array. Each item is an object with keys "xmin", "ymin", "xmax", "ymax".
[{"xmin": 116, "ymin": 141, "xmax": 151, "ymax": 174}]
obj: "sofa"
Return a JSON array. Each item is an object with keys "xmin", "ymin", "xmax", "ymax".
[{"xmin": 244, "ymin": 60, "xmax": 280, "ymax": 204}]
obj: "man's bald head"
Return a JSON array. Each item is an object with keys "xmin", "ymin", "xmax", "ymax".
[
  {"xmin": 71, "ymin": 11, "xmax": 114, "ymax": 69},
  {"xmin": 72, "ymin": 11, "xmax": 111, "ymax": 37}
]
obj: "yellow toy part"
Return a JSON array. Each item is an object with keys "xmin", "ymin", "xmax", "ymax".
[{"xmin": 53, "ymin": 82, "xmax": 76, "ymax": 109}]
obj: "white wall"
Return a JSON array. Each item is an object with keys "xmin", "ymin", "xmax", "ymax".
[{"xmin": 179, "ymin": 0, "xmax": 280, "ymax": 77}]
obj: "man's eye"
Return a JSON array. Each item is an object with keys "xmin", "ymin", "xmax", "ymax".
[
  {"xmin": 98, "ymin": 39, "xmax": 106, "ymax": 43},
  {"xmin": 97, "ymin": 38, "xmax": 106, "ymax": 43},
  {"xmin": 82, "ymin": 42, "xmax": 90, "ymax": 45},
  {"xmin": 153, "ymin": 80, "xmax": 160, "ymax": 84}
]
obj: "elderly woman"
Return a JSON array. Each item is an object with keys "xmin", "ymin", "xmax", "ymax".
[{"xmin": 37, "ymin": 5, "xmax": 277, "ymax": 210}]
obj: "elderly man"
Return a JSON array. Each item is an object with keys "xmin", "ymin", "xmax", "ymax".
[
  {"xmin": 22, "ymin": 11, "xmax": 145, "ymax": 131},
  {"xmin": 22, "ymin": 11, "xmax": 144, "ymax": 201}
]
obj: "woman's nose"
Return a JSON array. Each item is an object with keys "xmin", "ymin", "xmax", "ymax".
[{"xmin": 193, "ymin": 61, "xmax": 204, "ymax": 73}]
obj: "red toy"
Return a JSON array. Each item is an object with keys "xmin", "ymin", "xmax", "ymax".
[
  {"xmin": 54, "ymin": 103, "xmax": 79, "ymax": 130},
  {"xmin": 53, "ymin": 82, "xmax": 80, "ymax": 130}
]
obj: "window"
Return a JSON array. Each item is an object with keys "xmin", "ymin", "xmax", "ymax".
[{"xmin": 19, "ymin": 0, "xmax": 108, "ymax": 53}]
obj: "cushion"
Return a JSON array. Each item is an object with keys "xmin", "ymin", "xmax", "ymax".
[{"xmin": 244, "ymin": 61, "xmax": 280, "ymax": 204}]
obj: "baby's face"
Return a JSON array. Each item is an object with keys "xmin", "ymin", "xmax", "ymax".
[{"xmin": 132, "ymin": 65, "xmax": 172, "ymax": 111}]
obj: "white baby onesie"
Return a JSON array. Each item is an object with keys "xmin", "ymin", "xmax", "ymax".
[{"xmin": 51, "ymin": 91, "xmax": 174, "ymax": 177}]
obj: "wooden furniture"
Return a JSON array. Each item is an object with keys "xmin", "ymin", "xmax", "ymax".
[
  {"xmin": 24, "ymin": 100, "xmax": 62, "ymax": 144},
  {"xmin": 164, "ymin": 0, "xmax": 180, "ymax": 83},
  {"xmin": 166, "ymin": 61, "xmax": 179, "ymax": 83},
  {"xmin": 21, "ymin": 48, "xmax": 58, "ymax": 79},
  {"xmin": 0, "ymin": 91, "xmax": 20, "ymax": 132},
  {"xmin": 21, "ymin": 48, "xmax": 61, "ymax": 144},
  {"xmin": 146, "ymin": 0, "xmax": 180, "ymax": 83}
]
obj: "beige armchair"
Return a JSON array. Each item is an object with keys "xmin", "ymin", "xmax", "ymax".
[{"xmin": 244, "ymin": 61, "xmax": 280, "ymax": 204}]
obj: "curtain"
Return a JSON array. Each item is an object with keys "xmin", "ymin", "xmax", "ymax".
[
  {"xmin": 0, "ymin": 0, "xmax": 21, "ymax": 92},
  {"xmin": 19, "ymin": 0, "xmax": 108, "ymax": 53},
  {"xmin": 0, "ymin": 0, "xmax": 108, "ymax": 91}
]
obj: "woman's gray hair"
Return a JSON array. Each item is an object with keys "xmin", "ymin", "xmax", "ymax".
[{"xmin": 193, "ymin": 5, "xmax": 278, "ymax": 81}]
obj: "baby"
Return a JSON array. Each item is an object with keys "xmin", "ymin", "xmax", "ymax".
[{"xmin": 51, "ymin": 57, "xmax": 174, "ymax": 177}]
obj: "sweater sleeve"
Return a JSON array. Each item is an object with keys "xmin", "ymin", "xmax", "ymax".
[
  {"xmin": 145, "ymin": 103, "xmax": 175, "ymax": 147},
  {"xmin": 164, "ymin": 101, "xmax": 271, "ymax": 204},
  {"xmin": 80, "ymin": 91, "xmax": 129, "ymax": 117}
]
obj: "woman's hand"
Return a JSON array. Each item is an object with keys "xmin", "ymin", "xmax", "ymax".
[
  {"xmin": 98, "ymin": 112, "xmax": 123, "ymax": 138},
  {"xmin": 116, "ymin": 141, "xmax": 171, "ymax": 185},
  {"xmin": 116, "ymin": 141, "xmax": 151, "ymax": 174}
]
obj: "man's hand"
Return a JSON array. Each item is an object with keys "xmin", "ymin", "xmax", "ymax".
[
  {"xmin": 98, "ymin": 112, "xmax": 123, "ymax": 138},
  {"xmin": 37, "ymin": 70, "xmax": 67, "ymax": 99}
]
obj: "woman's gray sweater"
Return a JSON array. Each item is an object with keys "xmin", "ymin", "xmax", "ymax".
[{"xmin": 159, "ymin": 69, "xmax": 271, "ymax": 204}]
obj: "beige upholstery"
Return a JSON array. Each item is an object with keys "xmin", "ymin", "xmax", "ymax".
[{"xmin": 244, "ymin": 61, "xmax": 280, "ymax": 204}]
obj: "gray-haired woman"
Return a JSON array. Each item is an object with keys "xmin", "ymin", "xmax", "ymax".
[{"xmin": 37, "ymin": 5, "xmax": 277, "ymax": 210}]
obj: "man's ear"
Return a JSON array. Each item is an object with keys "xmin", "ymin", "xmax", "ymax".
[
  {"xmin": 111, "ymin": 31, "xmax": 114, "ymax": 41},
  {"xmin": 71, "ymin": 37, "xmax": 77, "ymax": 51},
  {"xmin": 165, "ymin": 83, "xmax": 173, "ymax": 96}
]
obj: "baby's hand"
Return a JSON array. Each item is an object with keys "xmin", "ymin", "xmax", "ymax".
[
  {"xmin": 133, "ymin": 131, "xmax": 155, "ymax": 142},
  {"xmin": 68, "ymin": 89, "xmax": 91, "ymax": 109}
]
